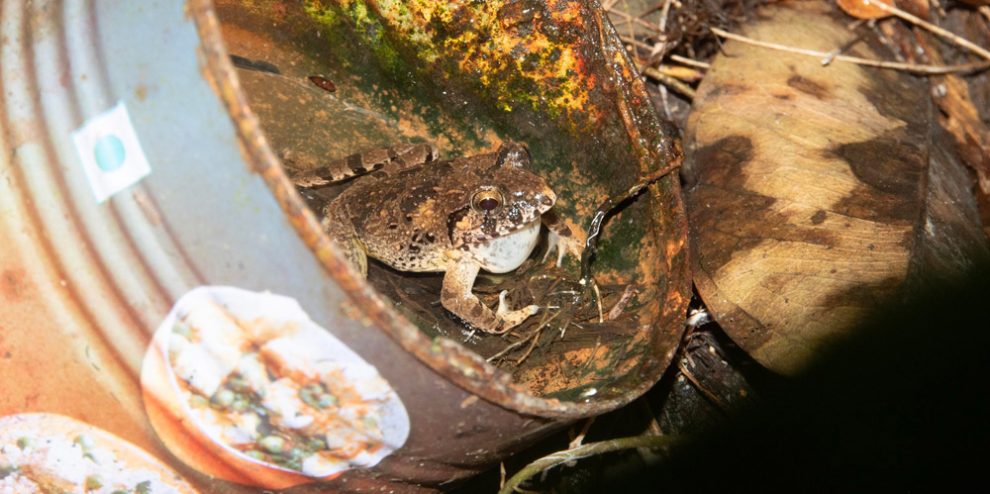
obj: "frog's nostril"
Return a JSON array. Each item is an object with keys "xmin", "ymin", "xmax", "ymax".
[{"xmin": 539, "ymin": 192, "xmax": 555, "ymax": 207}]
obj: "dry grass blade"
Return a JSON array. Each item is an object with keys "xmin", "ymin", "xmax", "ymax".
[
  {"xmin": 711, "ymin": 27, "xmax": 990, "ymax": 74},
  {"xmin": 669, "ymin": 54, "xmax": 711, "ymax": 69},
  {"xmin": 638, "ymin": 64, "xmax": 697, "ymax": 98}
]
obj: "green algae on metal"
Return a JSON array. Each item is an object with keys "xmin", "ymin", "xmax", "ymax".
[{"xmin": 304, "ymin": 0, "xmax": 602, "ymax": 131}]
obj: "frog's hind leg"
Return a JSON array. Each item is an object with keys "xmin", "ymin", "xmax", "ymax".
[
  {"xmin": 293, "ymin": 143, "xmax": 437, "ymax": 188},
  {"xmin": 441, "ymin": 259, "xmax": 538, "ymax": 333},
  {"xmin": 321, "ymin": 205, "xmax": 368, "ymax": 278}
]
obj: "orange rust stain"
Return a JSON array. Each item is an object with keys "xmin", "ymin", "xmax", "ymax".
[
  {"xmin": 134, "ymin": 84, "xmax": 148, "ymax": 101},
  {"xmin": 547, "ymin": 0, "xmax": 585, "ymax": 26}
]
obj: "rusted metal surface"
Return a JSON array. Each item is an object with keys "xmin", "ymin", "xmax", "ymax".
[
  {"xmin": 0, "ymin": 1, "xmax": 560, "ymax": 492},
  {"xmin": 190, "ymin": 0, "xmax": 582, "ymax": 416},
  {"xmin": 0, "ymin": 0, "xmax": 688, "ymax": 491},
  {"xmin": 211, "ymin": 0, "xmax": 690, "ymax": 417}
]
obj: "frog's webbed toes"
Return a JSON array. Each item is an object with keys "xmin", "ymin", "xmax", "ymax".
[
  {"xmin": 442, "ymin": 261, "xmax": 538, "ymax": 333},
  {"xmin": 496, "ymin": 290, "xmax": 540, "ymax": 329},
  {"xmin": 543, "ymin": 229, "xmax": 584, "ymax": 267}
]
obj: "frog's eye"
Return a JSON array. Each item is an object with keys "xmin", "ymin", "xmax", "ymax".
[{"xmin": 471, "ymin": 188, "xmax": 503, "ymax": 212}]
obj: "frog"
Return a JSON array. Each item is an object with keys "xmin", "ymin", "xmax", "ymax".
[{"xmin": 293, "ymin": 142, "xmax": 582, "ymax": 333}]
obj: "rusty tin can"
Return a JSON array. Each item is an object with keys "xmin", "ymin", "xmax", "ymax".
[{"xmin": 0, "ymin": 0, "xmax": 689, "ymax": 492}]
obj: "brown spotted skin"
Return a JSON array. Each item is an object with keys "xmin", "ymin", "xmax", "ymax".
[
  {"xmin": 305, "ymin": 142, "xmax": 580, "ymax": 332},
  {"xmin": 294, "ymin": 143, "xmax": 437, "ymax": 188}
]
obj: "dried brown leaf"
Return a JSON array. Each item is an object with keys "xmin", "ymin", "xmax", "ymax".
[{"xmin": 683, "ymin": 4, "xmax": 988, "ymax": 374}]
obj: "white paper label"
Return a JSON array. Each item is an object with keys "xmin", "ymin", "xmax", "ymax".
[
  {"xmin": 141, "ymin": 286, "xmax": 410, "ymax": 488},
  {"xmin": 72, "ymin": 101, "xmax": 151, "ymax": 203}
]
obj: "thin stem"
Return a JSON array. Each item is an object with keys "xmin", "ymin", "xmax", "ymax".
[
  {"xmin": 711, "ymin": 27, "xmax": 990, "ymax": 74},
  {"xmin": 639, "ymin": 65, "xmax": 697, "ymax": 99},
  {"xmin": 498, "ymin": 434, "xmax": 680, "ymax": 494},
  {"xmin": 670, "ymin": 54, "xmax": 711, "ymax": 69}
]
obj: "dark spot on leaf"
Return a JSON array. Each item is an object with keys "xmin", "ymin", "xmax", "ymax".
[
  {"xmin": 829, "ymin": 136, "xmax": 923, "ymax": 224},
  {"xmin": 685, "ymin": 135, "xmax": 754, "ymax": 190},
  {"xmin": 811, "ymin": 210, "xmax": 827, "ymax": 225},
  {"xmin": 688, "ymin": 134, "xmax": 838, "ymax": 282},
  {"xmin": 855, "ymin": 61, "xmax": 923, "ymax": 132},
  {"xmin": 787, "ymin": 75, "xmax": 830, "ymax": 100},
  {"xmin": 701, "ymin": 83, "xmax": 750, "ymax": 100}
]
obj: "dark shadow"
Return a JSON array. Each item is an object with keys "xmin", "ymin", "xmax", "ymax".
[{"xmin": 613, "ymin": 264, "xmax": 990, "ymax": 492}]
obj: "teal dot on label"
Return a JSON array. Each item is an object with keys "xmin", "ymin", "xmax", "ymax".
[{"xmin": 93, "ymin": 134, "xmax": 126, "ymax": 172}]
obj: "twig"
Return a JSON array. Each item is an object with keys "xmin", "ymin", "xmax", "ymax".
[
  {"xmin": 607, "ymin": 285, "xmax": 638, "ymax": 320},
  {"xmin": 608, "ymin": 6, "xmax": 665, "ymax": 34},
  {"xmin": 486, "ymin": 310, "xmax": 562, "ymax": 362},
  {"xmin": 821, "ymin": 30, "xmax": 865, "ymax": 66},
  {"xmin": 619, "ymin": 34, "xmax": 661, "ymax": 53},
  {"xmin": 514, "ymin": 328, "xmax": 543, "ymax": 364},
  {"xmin": 670, "ymin": 54, "xmax": 710, "ymax": 69},
  {"xmin": 865, "ymin": 0, "xmax": 990, "ymax": 62},
  {"xmin": 639, "ymin": 65, "xmax": 697, "ymax": 99},
  {"xmin": 591, "ymin": 280, "xmax": 604, "ymax": 323},
  {"xmin": 711, "ymin": 27, "xmax": 990, "ymax": 74},
  {"xmin": 657, "ymin": 0, "xmax": 673, "ymax": 33},
  {"xmin": 498, "ymin": 434, "xmax": 680, "ymax": 494},
  {"xmin": 579, "ymin": 160, "xmax": 681, "ymax": 287}
]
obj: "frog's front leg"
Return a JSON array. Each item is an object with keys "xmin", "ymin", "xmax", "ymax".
[
  {"xmin": 542, "ymin": 210, "xmax": 585, "ymax": 267},
  {"xmin": 441, "ymin": 258, "xmax": 538, "ymax": 333}
]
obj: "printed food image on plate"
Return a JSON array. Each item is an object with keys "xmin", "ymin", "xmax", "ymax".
[
  {"xmin": 141, "ymin": 286, "xmax": 410, "ymax": 489},
  {"xmin": 0, "ymin": 413, "xmax": 198, "ymax": 494}
]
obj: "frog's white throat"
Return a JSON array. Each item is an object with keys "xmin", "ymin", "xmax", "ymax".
[{"xmin": 468, "ymin": 219, "xmax": 541, "ymax": 273}]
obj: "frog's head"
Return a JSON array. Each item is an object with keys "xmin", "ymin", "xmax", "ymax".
[{"xmin": 447, "ymin": 142, "xmax": 556, "ymax": 249}]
